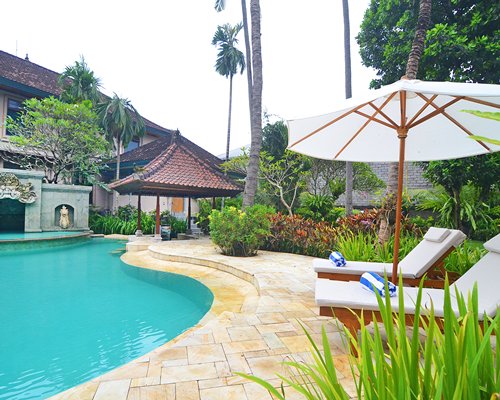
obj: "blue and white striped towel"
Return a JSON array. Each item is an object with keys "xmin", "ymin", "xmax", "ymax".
[
  {"xmin": 360, "ymin": 272, "xmax": 397, "ymax": 297},
  {"xmin": 329, "ymin": 251, "xmax": 346, "ymax": 267}
]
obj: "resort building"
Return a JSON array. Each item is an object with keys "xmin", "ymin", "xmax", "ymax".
[{"xmin": 0, "ymin": 49, "xmax": 224, "ymax": 220}]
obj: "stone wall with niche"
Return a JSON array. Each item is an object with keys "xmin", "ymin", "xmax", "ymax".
[{"xmin": 0, "ymin": 168, "xmax": 91, "ymax": 232}]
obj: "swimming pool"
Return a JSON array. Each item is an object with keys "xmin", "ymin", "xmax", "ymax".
[{"xmin": 0, "ymin": 239, "xmax": 214, "ymax": 399}]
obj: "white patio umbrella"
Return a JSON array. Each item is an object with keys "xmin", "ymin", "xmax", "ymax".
[{"xmin": 287, "ymin": 79, "xmax": 500, "ymax": 283}]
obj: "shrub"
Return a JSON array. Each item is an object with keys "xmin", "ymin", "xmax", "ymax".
[
  {"xmin": 335, "ymin": 231, "xmax": 421, "ymax": 263},
  {"xmin": 295, "ymin": 193, "xmax": 340, "ymax": 223},
  {"xmin": 444, "ymin": 241, "xmax": 488, "ymax": 275},
  {"xmin": 209, "ymin": 205, "xmax": 272, "ymax": 257},
  {"xmin": 89, "ymin": 210, "xmax": 155, "ymax": 235},
  {"xmin": 196, "ymin": 199, "xmax": 213, "ymax": 234},
  {"xmin": 263, "ymin": 213, "xmax": 338, "ymax": 258},
  {"xmin": 240, "ymin": 280, "xmax": 499, "ymax": 399}
]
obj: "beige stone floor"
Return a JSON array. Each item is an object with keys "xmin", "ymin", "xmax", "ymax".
[{"xmin": 49, "ymin": 238, "xmax": 355, "ymax": 400}]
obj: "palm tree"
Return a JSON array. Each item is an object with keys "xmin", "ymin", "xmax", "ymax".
[
  {"xmin": 377, "ymin": 0, "xmax": 432, "ymax": 244},
  {"xmin": 98, "ymin": 94, "xmax": 145, "ymax": 181},
  {"xmin": 212, "ymin": 23, "xmax": 246, "ymax": 162},
  {"xmin": 215, "ymin": 0, "xmax": 253, "ymax": 115},
  {"xmin": 342, "ymin": 0, "xmax": 354, "ymax": 216},
  {"xmin": 59, "ymin": 56, "xmax": 101, "ymax": 104},
  {"xmin": 215, "ymin": 0, "xmax": 263, "ymax": 208},
  {"xmin": 242, "ymin": 0, "xmax": 263, "ymax": 207}
]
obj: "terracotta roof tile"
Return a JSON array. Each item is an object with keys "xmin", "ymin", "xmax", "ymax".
[{"xmin": 110, "ymin": 135, "xmax": 242, "ymax": 197}]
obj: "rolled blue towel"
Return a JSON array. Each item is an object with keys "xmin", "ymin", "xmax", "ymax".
[
  {"xmin": 329, "ymin": 251, "xmax": 346, "ymax": 267},
  {"xmin": 360, "ymin": 272, "xmax": 397, "ymax": 297}
]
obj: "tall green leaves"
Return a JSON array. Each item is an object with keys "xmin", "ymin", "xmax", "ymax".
[
  {"xmin": 59, "ymin": 56, "xmax": 102, "ymax": 104},
  {"xmin": 241, "ymin": 279, "xmax": 499, "ymax": 399},
  {"xmin": 97, "ymin": 94, "xmax": 145, "ymax": 180}
]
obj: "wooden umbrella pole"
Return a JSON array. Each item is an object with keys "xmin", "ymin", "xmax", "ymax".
[
  {"xmin": 392, "ymin": 90, "xmax": 408, "ymax": 284},
  {"xmin": 155, "ymin": 195, "xmax": 160, "ymax": 236},
  {"xmin": 391, "ymin": 135, "xmax": 407, "ymax": 283}
]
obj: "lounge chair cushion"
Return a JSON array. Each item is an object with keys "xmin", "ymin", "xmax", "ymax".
[
  {"xmin": 313, "ymin": 228, "xmax": 466, "ymax": 279},
  {"xmin": 450, "ymin": 251, "xmax": 500, "ymax": 317},
  {"xmin": 315, "ymin": 279, "xmax": 478, "ymax": 319},
  {"xmin": 484, "ymin": 233, "xmax": 500, "ymax": 254},
  {"xmin": 424, "ymin": 227, "xmax": 451, "ymax": 242},
  {"xmin": 398, "ymin": 229, "xmax": 466, "ymax": 278}
]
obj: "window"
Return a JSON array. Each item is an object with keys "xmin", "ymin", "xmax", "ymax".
[
  {"xmin": 6, "ymin": 99, "xmax": 22, "ymax": 136},
  {"xmin": 125, "ymin": 138, "xmax": 140, "ymax": 152}
]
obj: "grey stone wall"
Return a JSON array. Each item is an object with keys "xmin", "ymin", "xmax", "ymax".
[
  {"xmin": 336, "ymin": 162, "xmax": 432, "ymax": 208},
  {"xmin": 0, "ymin": 168, "xmax": 91, "ymax": 231},
  {"xmin": 41, "ymin": 184, "xmax": 92, "ymax": 230}
]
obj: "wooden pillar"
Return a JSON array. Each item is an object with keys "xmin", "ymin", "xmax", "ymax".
[
  {"xmin": 155, "ymin": 194, "xmax": 160, "ymax": 236},
  {"xmin": 136, "ymin": 194, "xmax": 142, "ymax": 236},
  {"xmin": 212, "ymin": 197, "xmax": 216, "ymax": 209},
  {"xmin": 187, "ymin": 197, "xmax": 192, "ymax": 231}
]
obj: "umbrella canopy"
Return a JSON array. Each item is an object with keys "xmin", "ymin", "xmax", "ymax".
[{"xmin": 287, "ymin": 79, "xmax": 500, "ymax": 283}]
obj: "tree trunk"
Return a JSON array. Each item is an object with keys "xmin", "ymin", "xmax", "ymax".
[
  {"xmin": 226, "ymin": 75, "xmax": 233, "ymax": 161},
  {"xmin": 342, "ymin": 0, "xmax": 353, "ymax": 216},
  {"xmin": 114, "ymin": 136, "xmax": 121, "ymax": 211},
  {"xmin": 242, "ymin": 0, "xmax": 263, "ymax": 208},
  {"xmin": 241, "ymin": 0, "xmax": 253, "ymax": 111},
  {"xmin": 377, "ymin": 0, "xmax": 432, "ymax": 244}
]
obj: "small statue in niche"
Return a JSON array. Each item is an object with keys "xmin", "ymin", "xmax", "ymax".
[{"xmin": 59, "ymin": 206, "xmax": 71, "ymax": 229}]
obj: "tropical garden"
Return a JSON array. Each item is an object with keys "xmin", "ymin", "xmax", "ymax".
[
  {"xmin": 203, "ymin": 0, "xmax": 499, "ymax": 398},
  {"xmin": 2, "ymin": 0, "xmax": 498, "ymax": 397}
]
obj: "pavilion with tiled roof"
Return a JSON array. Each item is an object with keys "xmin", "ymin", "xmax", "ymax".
[{"xmin": 109, "ymin": 131, "xmax": 242, "ymax": 234}]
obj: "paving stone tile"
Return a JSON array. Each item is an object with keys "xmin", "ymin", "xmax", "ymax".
[
  {"xmin": 261, "ymin": 332, "xmax": 285, "ymax": 349},
  {"xmin": 243, "ymin": 382, "xmax": 273, "ymax": 400},
  {"xmin": 255, "ymin": 322, "xmax": 296, "ymax": 334},
  {"xmin": 222, "ymin": 339, "xmax": 268, "ymax": 354},
  {"xmin": 187, "ymin": 343, "xmax": 225, "ymax": 364},
  {"xmin": 175, "ymin": 381, "xmax": 200, "ymax": 400},
  {"xmin": 127, "ymin": 384, "xmax": 175, "ymax": 400},
  {"xmin": 130, "ymin": 376, "xmax": 161, "ymax": 387},
  {"xmin": 246, "ymin": 355, "xmax": 287, "ymax": 380},
  {"xmin": 200, "ymin": 384, "xmax": 248, "ymax": 400},
  {"xmin": 197, "ymin": 378, "xmax": 227, "ymax": 390},
  {"xmin": 227, "ymin": 326, "xmax": 261, "ymax": 341},
  {"xmin": 226, "ymin": 353, "xmax": 252, "ymax": 375},
  {"xmin": 257, "ymin": 312, "xmax": 287, "ymax": 324},
  {"xmin": 161, "ymin": 363, "xmax": 217, "ymax": 384},
  {"xmin": 215, "ymin": 361, "xmax": 231, "ymax": 378},
  {"xmin": 93, "ymin": 379, "xmax": 130, "ymax": 400}
]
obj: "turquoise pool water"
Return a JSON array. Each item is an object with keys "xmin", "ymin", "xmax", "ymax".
[
  {"xmin": 0, "ymin": 239, "xmax": 214, "ymax": 399},
  {"xmin": 0, "ymin": 231, "xmax": 84, "ymax": 241}
]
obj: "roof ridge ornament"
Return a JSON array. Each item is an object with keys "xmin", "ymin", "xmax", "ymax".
[{"xmin": 170, "ymin": 129, "xmax": 181, "ymax": 146}]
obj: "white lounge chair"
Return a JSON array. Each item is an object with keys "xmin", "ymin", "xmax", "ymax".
[
  {"xmin": 314, "ymin": 227, "xmax": 466, "ymax": 288},
  {"xmin": 315, "ymin": 233, "xmax": 500, "ymax": 336}
]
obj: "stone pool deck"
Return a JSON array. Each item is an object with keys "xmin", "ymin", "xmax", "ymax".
[{"xmin": 50, "ymin": 238, "xmax": 355, "ymax": 400}]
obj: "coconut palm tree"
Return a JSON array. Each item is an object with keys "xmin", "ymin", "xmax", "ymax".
[
  {"xmin": 215, "ymin": 0, "xmax": 253, "ymax": 113},
  {"xmin": 212, "ymin": 23, "xmax": 246, "ymax": 162},
  {"xmin": 242, "ymin": 0, "xmax": 264, "ymax": 207},
  {"xmin": 378, "ymin": 0, "xmax": 432, "ymax": 244},
  {"xmin": 342, "ymin": 0, "xmax": 354, "ymax": 216},
  {"xmin": 98, "ymin": 94, "xmax": 145, "ymax": 181},
  {"xmin": 58, "ymin": 56, "xmax": 101, "ymax": 105},
  {"xmin": 215, "ymin": 0, "xmax": 263, "ymax": 208}
]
